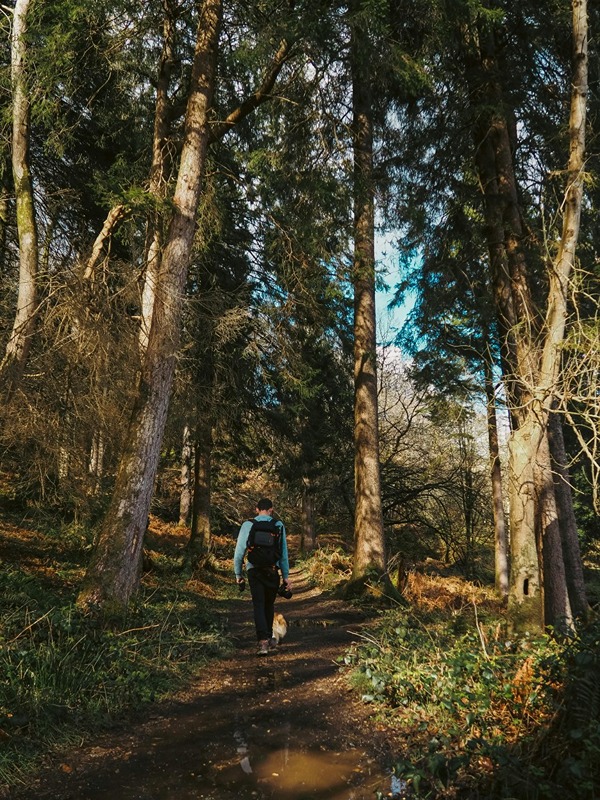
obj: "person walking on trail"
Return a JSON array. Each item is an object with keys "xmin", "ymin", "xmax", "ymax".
[{"xmin": 234, "ymin": 498, "xmax": 291, "ymax": 656}]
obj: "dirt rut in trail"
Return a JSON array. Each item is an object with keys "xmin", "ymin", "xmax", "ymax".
[{"xmin": 16, "ymin": 569, "xmax": 404, "ymax": 800}]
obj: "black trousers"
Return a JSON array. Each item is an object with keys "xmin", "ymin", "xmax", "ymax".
[{"xmin": 248, "ymin": 567, "xmax": 280, "ymax": 641}]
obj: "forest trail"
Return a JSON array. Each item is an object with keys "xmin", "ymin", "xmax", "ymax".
[{"xmin": 18, "ymin": 567, "xmax": 404, "ymax": 800}]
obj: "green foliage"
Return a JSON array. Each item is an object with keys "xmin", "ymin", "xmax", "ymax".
[
  {"xmin": 344, "ymin": 607, "xmax": 555, "ymax": 723},
  {"xmin": 0, "ymin": 564, "xmax": 229, "ymax": 787},
  {"xmin": 342, "ymin": 602, "xmax": 600, "ymax": 798}
]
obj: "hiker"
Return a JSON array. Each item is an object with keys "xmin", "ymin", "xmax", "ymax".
[{"xmin": 234, "ymin": 497, "xmax": 291, "ymax": 656}]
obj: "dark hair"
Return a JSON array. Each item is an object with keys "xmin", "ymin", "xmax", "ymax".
[{"xmin": 257, "ymin": 497, "xmax": 273, "ymax": 511}]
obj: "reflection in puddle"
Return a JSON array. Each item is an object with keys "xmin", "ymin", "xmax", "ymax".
[
  {"xmin": 257, "ymin": 747, "xmax": 375, "ymax": 796},
  {"xmin": 231, "ymin": 733, "xmax": 398, "ymax": 799},
  {"xmin": 239, "ymin": 756, "xmax": 252, "ymax": 775},
  {"xmin": 213, "ymin": 714, "xmax": 401, "ymax": 799}
]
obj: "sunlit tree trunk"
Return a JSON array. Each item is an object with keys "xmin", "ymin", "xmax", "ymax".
[
  {"xmin": 139, "ymin": 0, "xmax": 176, "ymax": 353},
  {"xmin": 77, "ymin": 0, "xmax": 223, "ymax": 610},
  {"xmin": 82, "ymin": 204, "xmax": 127, "ymax": 282},
  {"xmin": 0, "ymin": 0, "xmax": 38, "ymax": 394},
  {"xmin": 349, "ymin": 4, "xmax": 387, "ymax": 590},
  {"xmin": 534, "ymin": 0, "xmax": 587, "ymax": 633},
  {"xmin": 468, "ymin": 0, "xmax": 587, "ymax": 632}
]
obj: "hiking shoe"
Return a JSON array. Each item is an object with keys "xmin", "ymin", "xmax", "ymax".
[
  {"xmin": 268, "ymin": 637, "xmax": 278, "ymax": 651},
  {"xmin": 257, "ymin": 640, "xmax": 269, "ymax": 656}
]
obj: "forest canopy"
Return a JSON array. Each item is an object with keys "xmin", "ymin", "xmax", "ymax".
[{"xmin": 0, "ymin": 0, "xmax": 597, "ymax": 634}]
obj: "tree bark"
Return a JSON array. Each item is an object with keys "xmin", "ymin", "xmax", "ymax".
[
  {"xmin": 301, "ymin": 477, "xmax": 316, "ymax": 553},
  {"xmin": 179, "ymin": 423, "xmax": 193, "ymax": 526},
  {"xmin": 0, "ymin": 164, "xmax": 10, "ymax": 275},
  {"xmin": 548, "ymin": 408, "xmax": 590, "ymax": 619},
  {"xmin": 77, "ymin": 0, "xmax": 223, "ymax": 610},
  {"xmin": 535, "ymin": 424, "xmax": 574, "ymax": 633},
  {"xmin": 349, "ymin": 5, "xmax": 388, "ymax": 590},
  {"xmin": 190, "ymin": 422, "xmax": 212, "ymax": 557},
  {"xmin": 82, "ymin": 204, "xmax": 128, "ymax": 283},
  {"xmin": 483, "ymin": 356, "xmax": 509, "ymax": 597},
  {"xmin": 0, "ymin": 0, "xmax": 38, "ymax": 395},
  {"xmin": 467, "ymin": 1, "xmax": 587, "ymax": 631},
  {"xmin": 506, "ymin": 419, "xmax": 544, "ymax": 628},
  {"xmin": 139, "ymin": 0, "xmax": 177, "ymax": 353}
]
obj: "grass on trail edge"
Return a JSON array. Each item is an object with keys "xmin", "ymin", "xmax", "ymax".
[{"xmin": 0, "ymin": 517, "xmax": 233, "ymax": 792}]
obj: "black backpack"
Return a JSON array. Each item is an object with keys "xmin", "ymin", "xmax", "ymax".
[{"xmin": 246, "ymin": 519, "xmax": 282, "ymax": 568}]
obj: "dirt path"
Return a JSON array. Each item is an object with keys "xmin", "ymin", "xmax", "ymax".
[{"xmin": 17, "ymin": 568, "xmax": 403, "ymax": 800}]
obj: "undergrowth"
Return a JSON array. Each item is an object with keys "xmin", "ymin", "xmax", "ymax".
[
  {"xmin": 0, "ymin": 525, "xmax": 232, "ymax": 791},
  {"xmin": 342, "ymin": 571, "xmax": 600, "ymax": 799},
  {"xmin": 296, "ymin": 542, "xmax": 352, "ymax": 592}
]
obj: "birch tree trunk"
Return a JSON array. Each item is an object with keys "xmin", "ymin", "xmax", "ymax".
[
  {"xmin": 0, "ymin": 0, "xmax": 38, "ymax": 394},
  {"xmin": 349, "ymin": 4, "xmax": 388, "ymax": 591},
  {"xmin": 77, "ymin": 0, "xmax": 223, "ymax": 610}
]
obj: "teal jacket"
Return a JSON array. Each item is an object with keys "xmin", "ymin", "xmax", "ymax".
[{"xmin": 234, "ymin": 514, "xmax": 289, "ymax": 580}]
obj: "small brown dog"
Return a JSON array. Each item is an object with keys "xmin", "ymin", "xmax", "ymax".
[{"xmin": 272, "ymin": 612, "xmax": 287, "ymax": 644}]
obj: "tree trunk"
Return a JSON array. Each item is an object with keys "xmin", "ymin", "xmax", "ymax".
[
  {"xmin": 0, "ymin": 0, "xmax": 38, "ymax": 394},
  {"xmin": 179, "ymin": 423, "xmax": 193, "ymax": 526},
  {"xmin": 190, "ymin": 422, "xmax": 212, "ymax": 557},
  {"xmin": 77, "ymin": 0, "xmax": 223, "ymax": 610},
  {"xmin": 506, "ymin": 419, "xmax": 544, "ymax": 629},
  {"xmin": 468, "ymin": 0, "xmax": 587, "ymax": 631},
  {"xmin": 0, "ymin": 164, "xmax": 10, "ymax": 275},
  {"xmin": 139, "ymin": 0, "xmax": 176, "ymax": 353},
  {"xmin": 533, "ymin": 0, "xmax": 588, "ymax": 632},
  {"xmin": 89, "ymin": 427, "xmax": 106, "ymax": 492},
  {"xmin": 483, "ymin": 356, "xmax": 509, "ymax": 598},
  {"xmin": 548, "ymin": 408, "xmax": 590, "ymax": 619},
  {"xmin": 82, "ymin": 204, "xmax": 127, "ymax": 282},
  {"xmin": 301, "ymin": 477, "xmax": 316, "ymax": 553},
  {"xmin": 534, "ymin": 424, "xmax": 573, "ymax": 634},
  {"xmin": 349, "ymin": 5, "xmax": 388, "ymax": 591}
]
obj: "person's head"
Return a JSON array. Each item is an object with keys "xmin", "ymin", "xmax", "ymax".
[{"xmin": 256, "ymin": 497, "xmax": 273, "ymax": 514}]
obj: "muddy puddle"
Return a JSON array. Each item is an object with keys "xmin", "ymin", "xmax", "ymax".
[
  {"xmin": 199, "ymin": 716, "xmax": 407, "ymax": 800},
  {"xmin": 77, "ymin": 714, "xmax": 406, "ymax": 800},
  {"xmin": 52, "ymin": 692, "xmax": 407, "ymax": 800}
]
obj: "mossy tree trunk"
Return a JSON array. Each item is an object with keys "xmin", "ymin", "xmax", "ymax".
[
  {"xmin": 1, "ymin": 0, "xmax": 38, "ymax": 395},
  {"xmin": 77, "ymin": 0, "xmax": 223, "ymax": 611}
]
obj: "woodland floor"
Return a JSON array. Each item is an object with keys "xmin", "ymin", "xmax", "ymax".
[{"xmin": 8, "ymin": 556, "xmax": 407, "ymax": 800}]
